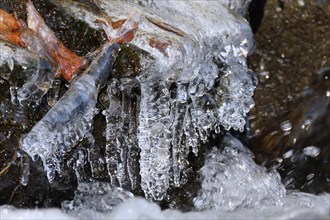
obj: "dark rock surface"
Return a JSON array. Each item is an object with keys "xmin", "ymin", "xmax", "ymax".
[{"xmin": 248, "ymin": 0, "xmax": 330, "ymax": 194}]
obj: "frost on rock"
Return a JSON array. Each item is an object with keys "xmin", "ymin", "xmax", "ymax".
[
  {"xmin": 194, "ymin": 134, "xmax": 286, "ymax": 211},
  {"xmin": 61, "ymin": 182, "xmax": 133, "ymax": 220}
]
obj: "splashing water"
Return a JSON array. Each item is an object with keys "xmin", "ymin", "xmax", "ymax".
[{"xmin": 2, "ymin": 134, "xmax": 329, "ymax": 219}]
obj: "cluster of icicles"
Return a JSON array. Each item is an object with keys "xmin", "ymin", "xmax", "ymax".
[{"xmin": 1, "ymin": 0, "xmax": 257, "ymax": 201}]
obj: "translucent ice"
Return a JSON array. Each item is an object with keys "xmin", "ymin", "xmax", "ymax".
[
  {"xmin": 0, "ymin": 43, "xmax": 37, "ymax": 68},
  {"xmin": 103, "ymin": 78, "xmax": 140, "ymax": 190},
  {"xmin": 194, "ymin": 134, "xmax": 286, "ymax": 211},
  {"xmin": 0, "ymin": 42, "xmax": 58, "ymax": 107},
  {"xmin": 20, "ymin": 44, "xmax": 119, "ymax": 182},
  {"xmin": 16, "ymin": 58, "xmax": 56, "ymax": 107},
  {"xmin": 138, "ymin": 77, "xmax": 172, "ymax": 200},
  {"xmin": 56, "ymin": 0, "xmax": 257, "ymax": 200},
  {"xmin": 61, "ymin": 182, "xmax": 133, "ymax": 220}
]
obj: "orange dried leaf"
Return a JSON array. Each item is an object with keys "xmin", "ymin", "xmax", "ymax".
[
  {"xmin": 0, "ymin": 30, "xmax": 23, "ymax": 47},
  {"xmin": 0, "ymin": 8, "xmax": 22, "ymax": 32},
  {"xmin": 111, "ymin": 19, "xmax": 126, "ymax": 29},
  {"xmin": 26, "ymin": 0, "xmax": 87, "ymax": 81},
  {"xmin": 100, "ymin": 10, "xmax": 139, "ymax": 44},
  {"xmin": 0, "ymin": 8, "xmax": 26, "ymax": 47}
]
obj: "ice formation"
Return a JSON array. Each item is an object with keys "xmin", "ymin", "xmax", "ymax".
[
  {"xmin": 11, "ymin": 0, "xmax": 258, "ymax": 200},
  {"xmin": 90, "ymin": 0, "xmax": 256, "ymax": 200},
  {"xmin": 194, "ymin": 134, "xmax": 286, "ymax": 211},
  {"xmin": 103, "ymin": 78, "xmax": 141, "ymax": 190},
  {"xmin": 16, "ymin": 58, "xmax": 56, "ymax": 107},
  {"xmin": 61, "ymin": 182, "xmax": 133, "ymax": 220},
  {"xmin": 0, "ymin": 43, "xmax": 37, "ymax": 68},
  {"xmin": 20, "ymin": 44, "xmax": 119, "ymax": 182},
  {"xmin": 0, "ymin": 42, "xmax": 59, "ymax": 107}
]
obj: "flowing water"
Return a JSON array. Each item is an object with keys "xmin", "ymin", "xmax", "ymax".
[{"xmin": 0, "ymin": 0, "xmax": 329, "ymax": 219}]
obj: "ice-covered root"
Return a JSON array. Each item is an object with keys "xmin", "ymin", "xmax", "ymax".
[
  {"xmin": 0, "ymin": 8, "xmax": 26, "ymax": 47},
  {"xmin": 19, "ymin": 44, "xmax": 120, "ymax": 183},
  {"xmin": 26, "ymin": 0, "xmax": 88, "ymax": 81}
]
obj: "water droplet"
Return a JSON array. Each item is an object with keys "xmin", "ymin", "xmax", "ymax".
[
  {"xmin": 280, "ymin": 120, "xmax": 292, "ymax": 135},
  {"xmin": 297, "ymin": 0, "xmax": 305, "ymax": 7},
  {"xmin": 303, "ymin": 146, "xmax": 320, "ymax": 157},
  {"xmin": 306, "ymin": 173, "xmax": 314, "ymax": 181},
  {"xmin": 283, "ymin": 150, "xmax": 294, "ymax": 159}
]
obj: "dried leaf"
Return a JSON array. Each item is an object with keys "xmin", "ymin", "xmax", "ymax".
[
  {"xmin": 99, "ymin": 10, "xmax": 139, "ymax": 44},
  {"xmin": 0, "ymin": 8, "xmax": 25, "ymax": 46},
  {"xmin": 26, "ymin": 0, "xmax": 87, "ymax": 81}
]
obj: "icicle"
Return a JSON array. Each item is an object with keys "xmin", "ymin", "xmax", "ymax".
[
  {"xmin": 170, "ymin": 83, "xmax": 189, "ymax": 186},
  {"xmin": 103, "ymin": 78, "xmax": 140, "ymax": 190},
  {"xmin": 85, "ymin": 133, "xmax": 105, "ymax": 178},
  {"xmin": 216, "ymin": 45, "xmax": 257, "ymax": 132},
  {"xmin": 103, "ymin": 79, "xmax": 122, "ymax": 187},
  {"xmin": 120, "ymin": 78, "xmax": 140, "ymax": 190},
  {"xmin": 137, "ymin": 77, "xmax": 171, "ymax": 200},
  {"xmin": 20, "ymin": 153, "xmax": 30, "ymax": 186},
  {"xmin": 68, "ymin": 148, "xmax": 87, "ymax": 182}
]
